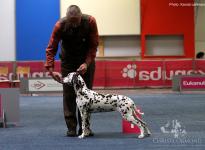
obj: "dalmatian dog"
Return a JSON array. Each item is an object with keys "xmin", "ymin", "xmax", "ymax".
[{"xmin": 63, "ymin": 72, "xmax": 151, "ymax": 139}]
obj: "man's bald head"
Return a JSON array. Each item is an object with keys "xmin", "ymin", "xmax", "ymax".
[
  {"xmin": 66, "ymin": 5, "xmax": 82, "ymax": 28},
  {"xmin": 66, "ymin": 5, "xmax": 82, "ymax": 17}
]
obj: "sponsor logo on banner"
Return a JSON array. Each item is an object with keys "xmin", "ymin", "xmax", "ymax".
[
  {"xmin": 181, "ymin": 76, "xmax": 205, "ymax": 89},
  {"xmin": 121, "ymin": 64, "xmax": 205, "ymax": 81},
  {"xmin": 28, "ymin": 79, "xmax": 63, "ymax": 92},
  {"xmin": 31, "ymin": 81, "xmax": 46, "ymax": 89},
  {"xmin": 122, "ymin": 64, "xmax": 137, "ymax": 79}
]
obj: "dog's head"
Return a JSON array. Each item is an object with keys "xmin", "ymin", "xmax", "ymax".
[{"xmin": 63, "ymin": 72, "xmax": 84, "ymax": 90}]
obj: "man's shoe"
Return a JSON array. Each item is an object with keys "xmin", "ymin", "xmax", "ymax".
[
  {"xmin": 78, "ymin": 128, "xmax": 82, "ymax": 136},
  {"xmin": 66, "ymin": 130, "xmax": 77, "ymax": 137}
]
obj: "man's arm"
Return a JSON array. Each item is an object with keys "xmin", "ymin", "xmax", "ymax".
[
  {"xmin": 77, "ymin": 16, "xmax": 99, "ymax": 74},
  {"xmin": 85, "ymin": 16, "xmax": 99, "ymax": 66},
  {"xmin": 45, "ymin": 21, "xmax": 62, "ymax": 70},
  {"xmin": 45, "ymin": 21, "xmax": 62, "ymax": 83}
]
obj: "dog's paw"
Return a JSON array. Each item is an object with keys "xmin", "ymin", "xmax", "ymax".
[
  {"xmin": 78, "ymin": 134, "xmax": 85, "ymax": 139},
  {"xmin": 138, "ymin": 133, "xmax": 151, "ymax": 139},
  {"xmin": 138, "ymin": 134, "xmax": 145, "ymax": 139},
  {"xmin": 84, "ymin": 129, "xmax": 94, "ymax": 137}
]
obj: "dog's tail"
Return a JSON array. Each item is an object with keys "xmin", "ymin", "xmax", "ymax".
[
  {"xmin": 132, "ymin": 104, "xmax": 147, "ymax": 126},
  {"xmin": 132, "ymin": 104, "xmax": 144, "ymax": 115},
  {"xmin": 133, "ymin": 105, "xmax": 144, "ymax": 116}
]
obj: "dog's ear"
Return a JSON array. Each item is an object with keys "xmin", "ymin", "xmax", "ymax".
[
  {"xmin": 75, "ymin": 71, "xmax": 80, "ymax": 76},
  {"xmin": 72, "ymin": 72, "xmax": 83, "ymax": 89},
  {"xmin": 72, "ymin": 73, "xmax": 78, "ymax": 85}
]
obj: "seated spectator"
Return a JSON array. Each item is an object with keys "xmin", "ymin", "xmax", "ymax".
[{"xmin": 196, "ymin": 51, "xmax": 204, "ymax": 59}]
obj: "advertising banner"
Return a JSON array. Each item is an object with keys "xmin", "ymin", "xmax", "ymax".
[
  {"xmin": 135, "ymin": 61, "xmax": 164, "ymax": 87},
  {"xmin": 104, "ymin": 61, "xmax": 135, "ymax": 87},
  {"xmin": 28, "ymin": 78, "xmax": 63, "ymax": 92},
  {"xmin": 1, "ymin": 60, "xmax": 205, "ymax": 88},
  {"xmin": 16, "ymin": 61, "xmax": 45, "ymax": 78},
  {"xmin": 0, "ymin": 94, "xmax": 2, "ymax": 119},
  {"xmin": 164, "ymin": 60, "xmax": 194, "ymax": 86},
  {"xmin": 93, "ymin": 61, "xmax": 106, "ymax": 87},
  {"xmin": 181, "ymin": 76, "xmax": 205, "ymax": 90},
  {"xmin": 0, "ymin": 62, "xmax": 13, "ymax": 81}
]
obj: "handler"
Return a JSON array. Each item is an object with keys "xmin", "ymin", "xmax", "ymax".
[{"xmin": 45, "ymin": 5, "xmax": 99, "ymax": 136}]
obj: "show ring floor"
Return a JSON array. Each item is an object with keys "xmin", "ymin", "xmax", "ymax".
[{"xmin": 0, "ymin": 90, "xmax": 205, "ymax": 150}]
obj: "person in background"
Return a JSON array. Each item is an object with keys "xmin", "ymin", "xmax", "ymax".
[
  {"xmin": 196, "ymin": 51, "xmax": 204, "ymax": 59},
  {"xmin": 45, "ymin": 5, "xmax": 99, "ymax": 137}
]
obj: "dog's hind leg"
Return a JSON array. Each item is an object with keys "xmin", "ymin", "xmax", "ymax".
[
  {"xmin": 132, "ymin": 109, "xmax": 151, "ymax": 137},
  {"xmin": 123, "ymin": 114, "xmax": 145, "ymax": 139}
]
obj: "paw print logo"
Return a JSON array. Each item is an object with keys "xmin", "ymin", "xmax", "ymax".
[{"xmin": 122, "ymin": 64, "xmax": 137, "ymax": 79}]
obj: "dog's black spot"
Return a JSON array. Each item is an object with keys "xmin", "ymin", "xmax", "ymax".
[
  {"xmin": 97, "ymin": 93, "xmax": 105, "ymax": 98},
  {"xmin": 112, "ymin": 103, "xmax": 117, "ymax": 107},
  {"xmin": 79, "ymin": 91, "xmax": 90, "ymax": 100},
  {"xmin": 104, "ymin": 100, "xmax": 110, "ymax": 104},
  {"xmin": 121, "ymin": 98, "xmax": 126, "ymax": 101},
  {"xmin": 124, "ymin": 111, "xmax": 127, "ymax": 115},
  {"xmin": 89, "ymin": 98, "xmax": 94, "ymax": 104}
]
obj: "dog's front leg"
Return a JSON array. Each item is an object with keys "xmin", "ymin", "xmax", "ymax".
[{"xmin": 78, "ymin": 110, "xmax": 87, "ymax": 139}]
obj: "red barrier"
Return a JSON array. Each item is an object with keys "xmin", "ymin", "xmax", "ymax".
[
  {"xmin": 0, "ymin": 62, "xmax": 13, "ymax": 81},
  {"xmin": 93, "ymin": 61, "xmax": 106, "ymax": 87},
  {"xmin": 122, "ymin": 107, "xmax": 142, "ymax": 134},
  {"xmin": 135, "ymin": 61, "xmax": 164, "ymax": 87},
  {"xmin": 0, "ymin": 94, "xmax": 2, "ymax": 119},
  {"xmin": 0, "ymin": 81, "xmax": 11, "ymax": 88},
  {"xmin": 164, "ymin": 60, "xmax": 194, "ymax": 86},
  {"xmin": 104, "ymin": 61, "xmax": 135, "ymax": 87},
  {"xmin": 16, "ymin": 61, "xmax": 45, "ymax": 78},
  {"xmin": 1, "ymin": 60, "xmax": 205, "ymax": 88}
]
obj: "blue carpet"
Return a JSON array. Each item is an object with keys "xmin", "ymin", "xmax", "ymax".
[{"xmin": 0, "ymin": 93, "xmax": 205, "ymax": 150}]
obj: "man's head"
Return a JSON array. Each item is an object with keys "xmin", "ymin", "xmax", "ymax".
[{"xmin": 66, "ymin": 5, "xmax": 82, "ymax": 28}]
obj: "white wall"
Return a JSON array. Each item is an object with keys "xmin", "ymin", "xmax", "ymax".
[
  {"xmin": 60, "ymin": 0, "xmax": 140, "ymax": 36},
  {"xmin": 195, "ymin": 41, "xmax": 205, "ymax": 52},
  {"xmin": 145, "ymin": 35, "xmax": 184, "ymax": 56},
  {"xmin": 0, "ymin": 0, "xmax": 15, "ymax": 61},
  {"xmin": 103, "ymin": 36, "xmax": 141, "ymax": 57},
  {"xmin": 1, "ymin": 0, "xmax": 199, "ymax": 61}
]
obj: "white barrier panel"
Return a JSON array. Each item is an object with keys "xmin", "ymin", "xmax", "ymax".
[
  {"xmin": 0, "ymin": 88, "xmax": 20, "ymax": 125},
  {"xmin": 28, "ymin": 78, "xmax": 63, "ymax": 92},
  {"xmin": 0, "ymin": 0, "xmax": 15, "ymax": 61}
]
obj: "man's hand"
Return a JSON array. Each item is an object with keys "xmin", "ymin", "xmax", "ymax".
[
  {"xmin": 77, "ymin": 63, "xmax": 88, "ymax": 75},
  {"xmin": 48, "ymin": 67, "xmax": 62, "ymax": 83},
  {"xmin": 50, "ymin": 72, "xmax": 62, "ymax": 83}
]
